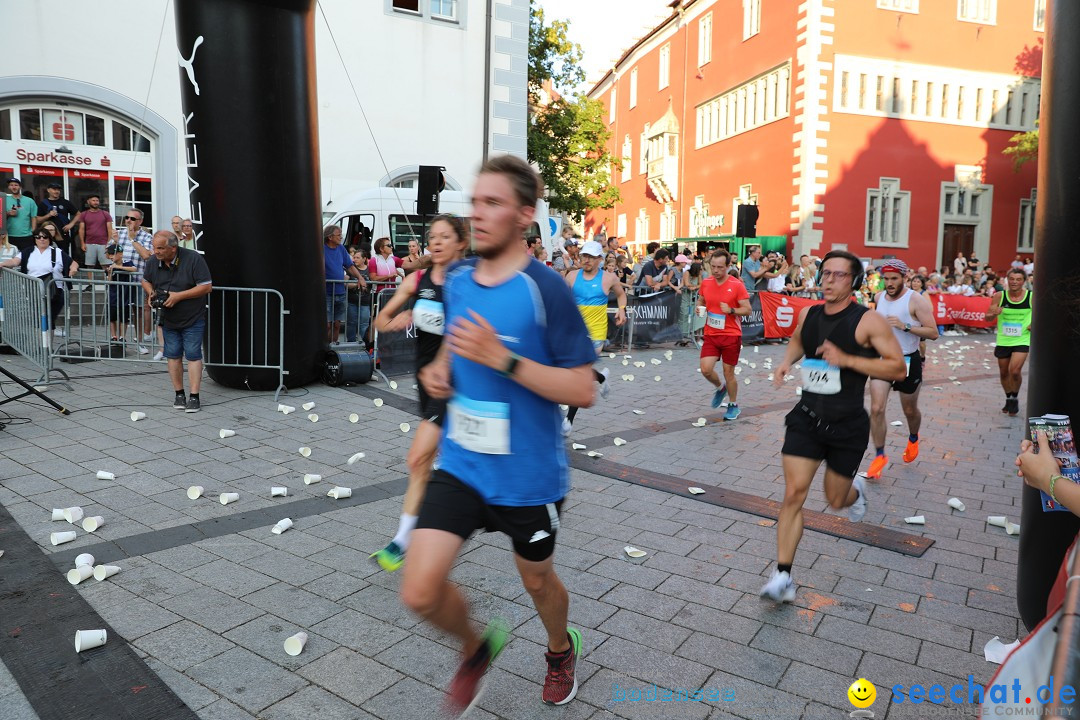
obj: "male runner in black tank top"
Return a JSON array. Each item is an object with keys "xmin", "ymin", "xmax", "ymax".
[{"xmin": 762, "ymin": 250, "xmax": 906, "ymax": 603}]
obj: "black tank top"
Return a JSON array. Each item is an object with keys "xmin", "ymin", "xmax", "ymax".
[
  {"xmin": 800, "ymin": 302, "xmax": 878, "ymax": 418},
  {"xmin": 413, "ymin": 269, "xmax": 445, "ymax": 370}
]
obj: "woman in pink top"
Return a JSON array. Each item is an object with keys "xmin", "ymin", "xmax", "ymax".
[{"xmin": 368, "ymin": 237, "xmax": 404, "ymax": 282}]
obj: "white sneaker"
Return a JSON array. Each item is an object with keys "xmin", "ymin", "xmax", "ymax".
[
  {"xmin": 759, "ymin": 570, "xmax": 796, "ymax": 603},
  {"xmin": 561, "ymin": 418, "xmax": 572, "ymax": 437},
  {"xmin": 137, "ymin": 345, "xmax": 149, "ymax": 355},
  {"xmin": 598, "ymin": 367, "xmax": 610, "ymax": 400},
  {"xmin": 153, "ymin": 350, "xmax": 164, "ymax": 361},
  {"xmin": 54, "ymin": 328, "xmax": 66, "ymax": 337},
  {"xmin": 849, "ymin": 476, "xmax": 868, "ymax": 523},
  {"xmin": 142, "ymin": 333, "xmax": 154, "ymax": 343}
]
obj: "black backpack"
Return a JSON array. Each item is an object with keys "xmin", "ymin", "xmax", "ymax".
[{"xmin": 21, "ymin": 246, "xmax": 71, "ymax": 287}]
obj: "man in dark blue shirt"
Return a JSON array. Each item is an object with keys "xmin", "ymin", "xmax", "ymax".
[{"xmin": 323, "ymin": 225, "xmax": 364, "ymax": 343}]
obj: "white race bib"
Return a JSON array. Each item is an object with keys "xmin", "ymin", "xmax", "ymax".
[
  {"xmin": 1002, "ymin": 322, "xmax": 1023, "ymax": 337},
  {"xmin": 412, "ymin": 298, "xmax": 444, "ymax": 336},
  {"xmin": 448, "ymin": 395, "xmax": 510, "ymax": 455},
  {"xmin": 706, "ymin": 312, "xmax": 726, "ymax": 330},
  {"xmin": 801, "ymin": 358, "xmax": 842, "ymax": 395}
]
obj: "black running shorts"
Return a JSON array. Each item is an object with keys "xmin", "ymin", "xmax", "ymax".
[
  {"xmin": 418, "ymin": 385, "xmax": 446, "ymax": 427},
  {"xmin": 416, "ymin": 470, "xmax": 564, "ymax": 562},
  {"xmin": 994, "ymin": 344, "xmax": 1029, "ymax": 359},
  {"xmin": 781, "ymin": 405, "xmax": 870, "ymax": 479},
  {"xmin": 892, "ymin": 351, "xmax": 923, "ymax": 394}
]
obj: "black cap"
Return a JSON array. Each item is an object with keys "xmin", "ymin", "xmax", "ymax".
[
  {"xmin": 46, "ymin": 182, "xmax": 62, "ymax": 189},
  {"xmin": 6, "ymin": 177, "xmax": 21, "ymax": 185}
]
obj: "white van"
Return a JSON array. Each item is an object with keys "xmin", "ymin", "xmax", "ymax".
[{"xmin": 323, "ymin": 186, "xmax": 554, "ymax": 257}]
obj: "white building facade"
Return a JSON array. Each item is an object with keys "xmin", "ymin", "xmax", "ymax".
[{"xmin": 0, "ymin": 0, "xmax": 527, "ymax": 230}]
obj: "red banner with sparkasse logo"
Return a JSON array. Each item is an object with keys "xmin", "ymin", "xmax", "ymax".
[
  {"xmin": 760, "ymin": 292, "xmax": 823, "ymax": 338},
  {"xmin": 758, "ymin": 291, "xmax": 995, "ymax": 338}
]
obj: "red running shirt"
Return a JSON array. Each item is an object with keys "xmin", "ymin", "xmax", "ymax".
[{"xmin": 698, "ymin": 275, "xmax": 749, "ymax": 337}]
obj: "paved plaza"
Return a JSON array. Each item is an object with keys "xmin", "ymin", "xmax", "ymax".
[{"xmin": 0, "ymin": 335, "xmax": 1026, "ymax": 720}]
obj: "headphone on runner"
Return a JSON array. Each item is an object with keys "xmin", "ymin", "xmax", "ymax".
[{"xmin": 815, "ymin": 249, "xmax": 865, "ymax": 290}]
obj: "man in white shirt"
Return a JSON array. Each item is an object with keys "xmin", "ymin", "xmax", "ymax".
[{"xmin": 947, "ymin": 275, "xmax": 974, "ymax": 296}]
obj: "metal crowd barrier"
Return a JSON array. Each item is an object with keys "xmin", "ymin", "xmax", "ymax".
[
  {"xmin": 1048, "ymin": 536, "xmax": 1080, "ymax": 716},
  {"xmin": 0, "ymin": 269, "xmax": 70, "ymax": 385},
  {"xmin": 203, "ymin": 286, "xmax": 289, "ymax": 400}
]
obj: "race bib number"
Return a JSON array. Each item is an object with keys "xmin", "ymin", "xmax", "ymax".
[
  {"xmin": 448, "ymin": 395, "xmax": 510, "ymax": 455},
  {"xmin": 706, "ymin": 312, "xmax": 726, "ymax": 330},
  {"xmin": 801, "ymin": 358, "xmax": 842, "ymax": 395},
  {"xmin": 412, "ymin": 298, "xmax": 444, "ymax": 336},
  {"xmin": 1002, "ymin": 322, "xmax": 1023, "ymax": 337}
]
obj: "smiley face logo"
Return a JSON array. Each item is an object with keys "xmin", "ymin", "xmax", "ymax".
[{"xmin": 848, "ymin": 678, "xmax": 876, "ymax": 709}]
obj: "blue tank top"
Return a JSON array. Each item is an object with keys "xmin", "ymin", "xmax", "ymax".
[{"xmin": 437, "ymin": 258, "xmax": 597, "ymax": 505}]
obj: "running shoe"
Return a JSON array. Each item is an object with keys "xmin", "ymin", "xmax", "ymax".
[
  {"xmin": 142, "ymin": 333, "xmax": 154, "ymax": 343},
  {"xmin": 561, "ymin": 418, "xmax": 572, "ymax": 437},
  {"xmin": 598, "ymin": 367, "xmax": 610, "ymax": 400},
  {"xmin": 849, "ymin": 476, "xmax": 868, "ymax": 523},
  {"xmin": 759, "ymin": 569, "xmax": 796, "ymax": 603},
  {"xmin": 370, "ymin": 541, "xmax": 405, "ymax": 572},
  {"xmin": 865, "ymin": 454, "xmax": 888, "ymax": 480},
  {"xmin": 184, "ymin": 395, "xmax": 201, "ymax": 413},
  {"xmin": 723, "ymin": 403, "xmax": 740, "ymax": 421},
  {"xmin": 543, "ymin": 628, "xmax": 583, "ymax": 705},
  {"xmin": 173, "ymin": 391, "xmax": 187, "ymax": 409},
  {"xmin": 902, "ymin": 439, "xmax": 919, "ymax": 463},
  {"xmin": 153, "ymin": 350, "xmax": 164, "ymax": 361},
  {"xmin": 137, "ymin": 345, "xmax": 149, "ymax": 355},
  {"xmin": 444, "ymin": 619, "xmax": 509, "ymax": 716},
  {"xmin": 1001, "ymin": 400, "xmax": 1010, "ymax": 414},
  {"xmin": 711, "ymin": 384, "xmax": 727, "ymax": 409}
]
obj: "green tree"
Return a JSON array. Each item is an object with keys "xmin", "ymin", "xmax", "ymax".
[
  {"xmin": 1004, "ymin": 122, "xmax": 1038, "ymax": 171},
  {"xmin": 528, "ymin": 7, "xmax": 620, "ymax": 220}
]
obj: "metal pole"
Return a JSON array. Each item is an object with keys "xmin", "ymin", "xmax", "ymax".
[{"xmin": 1018, "ymin": 0, "xmax": 1080, "ymax": 632}]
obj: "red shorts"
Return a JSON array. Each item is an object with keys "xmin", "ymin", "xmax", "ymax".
[{"xmin": 700, "ymin": 333, "xmax": 742, "ymax": 366}]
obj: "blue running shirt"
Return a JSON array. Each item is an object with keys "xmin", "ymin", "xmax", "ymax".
[{"xmin": 438, "ymin": 257, "xmax": 596, "ymax": 505}]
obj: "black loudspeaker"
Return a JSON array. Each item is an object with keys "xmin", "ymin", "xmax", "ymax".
[
  {"xmin": 417, "ymin": 165, "xmax": 446, "ymax": 216},
  {"xmin": 736, "ymin": 204, "xmax": 759, "ymax": 238},
  {"xmin": 323, "ymin": 348, "xmax": 373, "ymax": 386}
]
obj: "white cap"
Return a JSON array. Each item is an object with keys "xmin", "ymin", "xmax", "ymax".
[{"xmin": 580, "ymin": 241, "xmax": 604, "ymax": 257}]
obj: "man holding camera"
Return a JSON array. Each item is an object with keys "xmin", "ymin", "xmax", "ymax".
[{"xmin": 141, "ymin": 230, "xmax": 212, "ymax": 412}]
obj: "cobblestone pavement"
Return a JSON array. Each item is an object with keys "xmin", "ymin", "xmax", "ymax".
[{"xmin": 0, "ymin": 333, "xmax": 1026, "ymax": 720}]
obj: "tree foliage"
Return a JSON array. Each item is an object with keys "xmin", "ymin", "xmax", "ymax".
[
  {"xmin": 527, "ymin": 7, "xmax": 619, "ymax": 220},
  {"xmin": 1004, "ymin": 122, "xmax": 1039, "ymax": 172}
]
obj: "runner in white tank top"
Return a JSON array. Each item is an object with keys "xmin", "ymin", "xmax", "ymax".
[{"xmin": 864, "ymin": 259, "xmax": 940, "ymax": 478}]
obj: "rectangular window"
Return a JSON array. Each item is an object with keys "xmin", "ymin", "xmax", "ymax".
[
  {"xmin": 866, "ymin": 180, "xmax": 910, "ymax": 246},
  {"xmin": 859, "ymin": 74, "xmax": 868, "ymax": 110},
  {"xmin": 840, "ymin": 72, "xmax": 849, "ymax": 107},
  {"xmin": 629, "ymin": 68, "xmax": 638, "ymax": 108},
  {"xmin": 430, "ymin": 0, "xmax": 456, "ymax": 20},
  {"xmin": 695, "ymin": 62, "xmax": 791, "ymax": 146},
  {"xmin": 876, "ymin": 76, "xmax": 885, "ymax": 112},
  {"xmin": 877, "ymin": 0, "xmax": 919, "ymax": 10},
  {"xmin": 392, "ymin": 0, "xmax": 421, "ymax": 12},
  {"xmin": 1005, "ymin": 90, "xmax": 1014, "ymax": 125},
  {"xmin": 19, "ymin": 109, "xmax": 41, "ymax": 141},
  {"xmin": 621, "ymin": 136, "xmax": 632, "ymax": 182},
  {"xmin": 941, "ymin": 84, "xmax": 949, "ymax": 118},
  {"xmin": 1017, "ymin": 198, "xmax": 1036, "ymax": 251},
  {"xmin": 925, "ymin": 81, "xmax": 934, "ymax": 116},
  {"xmin": 1020, "ymin": 90, "xmax": 1029, "ymax": 127},
  {"xmin": 698, "ymin": 13, "xmax": 712, "ymax": 66},
  {"xmin": 975, "ymin": 88, "xmax": 983, "ymax": 121},
  {"xmin": 112, "ymin": 120, "xmax": 131, "ymax": 151},
  {"xmin": 43, "ymin": 110, "xmax": 83, "ymax": 145},
  {"xmin": 609, "ymin": 88, "xmax": 616, "ymax": 123},
  {"xmin": 743, "ymin": 0, "xmax": 761, "ymax": 39},
  {"xmin": 957, "ymin": 87, "xmax": 965, "ymax": 119},
  {"xmin": 910, "ymin": 80, "xmax": 918, "ymax": 114},
  {"xmin": 639, "ymin": 130, "xmax": 648, "ymax": 174},
  {"xmin": 944, "ymin": 191, "xmax": 954, "ymax": 215},
  {"xmin": 659, "ymin": 45, "xmax": 670, "ymax": 90},
  {"xmin": 1034, "ymin": 0, "xmax": 1046, "ymax": 31},
  {"xmin": 114, "ymin": 176, "xmax": 154, "ymax": 229},
  {"xmin": 0, "ymin": 109, "xmax": 10, "ymax": 141},
  {"xmin": 892, "ymin": 77, "xmax": 901, "ymax": 113},
  {"xmin": 867, "ymin": 195, "xmax": 878, "ymax": 243},
  {"xmin": 958, "ymin": 0, "xmax": 996, "ymax": 24},
  {"xmin": 85, "ymin": 115, "xmax": 106, "ymax": 146},
  {"xmin": 617, "ymin": 213, "xmax": 627, "ymax": 238}
]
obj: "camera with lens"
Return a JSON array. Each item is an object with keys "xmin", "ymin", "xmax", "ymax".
[{"xmin": 150, "ymin": 290, "xmax": 169, "ymax": 310}]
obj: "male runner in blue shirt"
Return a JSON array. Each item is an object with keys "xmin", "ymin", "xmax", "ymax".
[{"xmin": 403, "ymin": 155, "xmax": 597, "ymax": 714}]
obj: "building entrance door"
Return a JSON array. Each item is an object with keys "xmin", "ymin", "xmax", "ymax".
[{"xmin": 942, "ymin": 224, "xmax": 975, "ymax": 272}]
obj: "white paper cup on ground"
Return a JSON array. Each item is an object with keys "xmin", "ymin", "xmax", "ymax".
[
  {"xmin": 93, "ymin": 565, "xmax": 120, "ymax": 581},
  {"xmin": 904, "ymin": 515, "xmax": 926, "ymax": 525},
  {"xmin": 82, "ymin": 516, "xmax": 105, "ymax": 533},
  {"xmin": 272, "ymin": 518, "xmax": 293, "ymax": 535},
  {"xmin": 302, "ymin": 402, "xmax": 316, "ymax": 411},
  {"xmin": 219, "ymin": 429, "xmax": 236, "ymax": 439},
  {"xmin": 299, "ymin": 447, "xmax": 311, "ymax": 457},
  {"xmin": 373, "ymin": 398, "xmax": 384, "ymax": 407},
  {"xmin": 74, "ymin": 553, "xmax": 95, "ymax": 568},
  {"xmin": 130, "ymin": 411, "xmax": 146, "ymax": 422},
  {"xmin": 271, "ymin": 486, "xmax": 288, "ymax": 497},
  {"xmin": 303, "ymin": 474, "xmax": 322, "ymax": 485},
  {"xmin": 51, "ymin": 508, "xmax": 66, "ymax": 521},
  {"xmin": 75, "ymin": 629, "xmax": 107, "ymax": 652},
  {"xmin": 51, "ymin": 531, "xmax": 76, "ymax": 546},
  {"xmin": 947, "ymin": 497, "xmax": 966, "ymax": 512},
  {"xmin": 67, "ymin": 565, "xmax": 94, "ymax": 585},
  {"xmin": 187, "ymin": 486, "xmax": 204, "ymax": 500},
  {"xmin": 987, "ymin": 515, "xmax": 1008, "ymax": 528},
  {"xmin": 399, "ymin": 423, "xmax": 411, "ymax": 433},
  {"xmin": 95, "ymin": 471, "xmax": 115, "ymax": 481},
  {"xmin": 278, "ymin": 404, "xmax": 295, "ymax": 414},
  {"xmin": 328, "ymin": 486, "xmax": 352, "ymax": 499},
  {"xmin": 283, "ymin": 631, "xmax": 308, "ymax": 656},
  {"xmin": 349, "ymin": 413, "xmax": 359, "ymax": 423},
  {"xmin": 63, "ymin": 507, "xmax": 84, "ymax": 524},
  {"xmin": 308, "ymin": 414, "xmax": 319, "ymax": 423},
  {"xmin": 1006, "ymin": 522, "xmax": 1021, "ymax": 536},
  {"xmin": 347, "ymin": 452, "xmax": 365, "ymax": 465},
  {"xmin": 219, "ymin": 492, "xmax": 240, "ymax": 505}
]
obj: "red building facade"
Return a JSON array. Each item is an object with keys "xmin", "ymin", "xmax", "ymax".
[{"xmin": 585, "ymin": 0, "xmax": 1044, "ymax": 272}]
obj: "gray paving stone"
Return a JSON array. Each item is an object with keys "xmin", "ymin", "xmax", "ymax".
[
  {"xmin": 262, "ymin": 684, "xmax": 369, "ymax": 720},
  {"xmin": 182, "ymin": 557, "xmax": 277, "ymax": 597},
  {"xmin": 298, "ymin": 647, "xmax": 403, "ymax": 707},
  {"xmin": 133, "ymin": 619, "xmax": 235, "ymax": 671},
  {"xmin": 726, "ymin": 595, "xmax": 823, "ymax": 634},
  {"xmin": 342, "ymin": 584, "xmax": 422, "ymax": 629},
  {"xmin": 221, "ymin": 613, "xmax": 337, "ymax": 671},
  {"xmin": 144, "ymin": 656, "xmax": 220, "ymax": 711},
  {"xmin": 361, "ymin": 677, "xmax": 453, "ymax": 720},
  {"xmin": 576, "ymin": 667, "xmax": 713, "ymax": 720},
  {"xmin": 748, "ymin": 623, "xmax": 862, "ymax": 677},
  {"xmin": 310, "ymin": 609, "xmax": 410, "ymax": 656},
  {"xmin": 373, "ymin": 632, "xmax": 460, "ymax": 688},
  {"xmin": 588, "ymin": 636, "xmax": 713, "ymax": 693},
  {"xmin": 815, "ymin": 616, "xmax": 921, "ymax": 664},
  {"xmin": 187, "ymin": 647, "xmax": 309, "ymax": 713},
  {"xmin": 598, "ymin": 609, "xmax": 691, "ymax": 654},
  {"xmin": 477, "ymin": 667, "xmax": 598, "ymax": 720},
  {"xmin": 304, "ymin": 572, "xmax": 370, "ymax": 602},
  {"xmin": 245, "ymin": 550, "xmax": 334, "ymax": 586},
  {"xmin": 143, "ymin": 544, "xmax": 220, "ymax": 573},
  {"xmin": 193, "ymin": 535, "xmax": 275, "ymax": 562},
  {"xmin": 653, "ymin": 575, "xmax": 741, "ymax": 612},
  {"xmin": 700, "ymin": 668, "xmax": 808, "ymax": 719},
  {"xmin": 95, "ymin": 596, "xmax": 182, "ymax": 640},
  {"xmin": 775, "ymin": 661, "xmax": 852, "ymax": 709},
  {"xmin": 870, "ymin": 605, "xmax": 972, "ymax": 651},
  {"xmin": 194, "ymin": 698, "xmax": 257, "ymax": 720},
  {"xmin": 599, "ymin": 584, "xmax": 685, "ymax": 622},
  {"xmin": 241, "ymin": 582, "xmax": 343, "ymax": 627},
  {"xmin": 159, "ymin": 587, "xmax": 264, "ymax": 634},
  {"xmin": 589, "ymin": 557, "xmax": 670, "ymax": 590},
  {"xmin": 676, "ymin": 632, "xmax": 789, "ymax": 687},
  {"xmin": 670, "ymin": 603, "xmax": 763, "ymax": 645},
  {"xmin": 107, "ymin": 561, "xmax": 205, "ymax": 603}
]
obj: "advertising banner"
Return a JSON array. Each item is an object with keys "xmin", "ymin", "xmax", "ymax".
[
  {"xmin": 932, "ymin": 293, "xmax": 994, "ymax": 328},
  {"xmin": 740, "ymin": 293, "xmax": 764, "ymax": 343},
  {"xmin": 630, "ymin": 290, "xmax": 682, "ymax": 344},
  {"xmin": 759, "ymin": 292, "xmax": 823, "ymax": 338}
]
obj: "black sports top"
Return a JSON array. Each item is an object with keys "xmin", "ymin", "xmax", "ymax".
[
  {"xmin": 799, "ymin": 302, "xmax": 878, "ymax": 418},
  {"xmin": 412, "ymin": 269, "xmax": 445, "ymax": 370}
]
